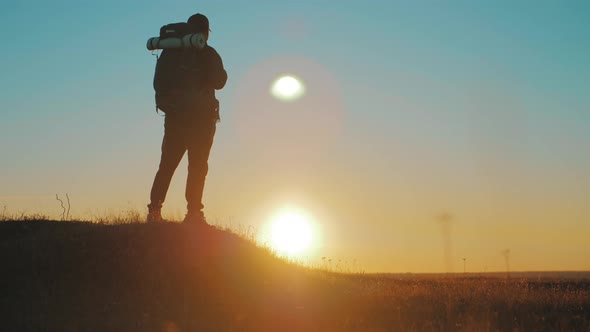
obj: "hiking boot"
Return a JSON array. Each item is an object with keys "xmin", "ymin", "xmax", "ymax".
[
  {"xmin": 146, "ymin": 204, "xmax": 164, "ymax": 223},
  {"xmin": 183, "ymin": 210, "xmax": 207, "ymax": 225}
]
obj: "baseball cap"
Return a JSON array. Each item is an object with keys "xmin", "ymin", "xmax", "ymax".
[{"xmin": 187, "ymin": 13, "xmax": 211, "ymax": 32}]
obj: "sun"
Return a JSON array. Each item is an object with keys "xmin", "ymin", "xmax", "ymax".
[
  {"xmin": 270, "ymin": 75, "xmax": 305, "ymax": 101},
  {"xmin": 269, "ymin": 208, "xmax": 314, "ymax": 256}
]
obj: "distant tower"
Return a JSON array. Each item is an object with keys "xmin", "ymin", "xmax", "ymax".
[
  {"xmin": 463, "ymin": 258, "xmax": 466, "ymax": 274},
  {"xmin": 437, "ymin": 212, "xmax": 453, "ymax": 273},
  {"xmin": 501, "ymin": 249, "xmax": 511, "ymax": 279}
]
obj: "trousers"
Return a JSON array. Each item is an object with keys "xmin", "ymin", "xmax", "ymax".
[{"xmin": 149, "ymin": 114, "xmax": 216, "ymax": 212}]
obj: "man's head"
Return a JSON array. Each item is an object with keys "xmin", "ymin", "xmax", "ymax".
[{"xmin": 188, "ymin": 13, "xmax": 210, "ymax": 41}]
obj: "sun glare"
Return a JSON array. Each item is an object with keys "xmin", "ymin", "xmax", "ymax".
[
  {"xmin": 271, "ymin": 75, "xmax": 305, "ymax": 101},
  {"xmin": 269, "ymin": 208, "xmax": 314, "ymax": 257}
]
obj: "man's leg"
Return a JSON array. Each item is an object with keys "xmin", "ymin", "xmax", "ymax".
[
  {"xmin": 149, "ymin": 120, "xmax": 187, "ymax": 212},
  {"xmin": 185, "ymin": 120, "xmax": 217, "ymax": 221}
]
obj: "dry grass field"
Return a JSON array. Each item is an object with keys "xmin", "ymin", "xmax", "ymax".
[{"xmin": 1, "ymin": 219, "xmax": 589, "ymax": 331}]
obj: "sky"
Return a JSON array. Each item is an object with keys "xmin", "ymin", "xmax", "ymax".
[{"xmin": 0, "ymin": 1, "xmax": 589, "ymax": 273}]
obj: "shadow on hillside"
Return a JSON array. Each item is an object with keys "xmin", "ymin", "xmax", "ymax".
[{"xmin": 0, "ymin": 220, "xmax": 353, "ymax": 332}]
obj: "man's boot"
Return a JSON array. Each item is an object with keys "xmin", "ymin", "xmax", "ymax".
[
  {"xmin": 146, "ymin": 203, "xmax": 164, "ymax": 223},
  {"xmin": 183, "ymin": 210, "xmax": 207, "ymax": 225}
]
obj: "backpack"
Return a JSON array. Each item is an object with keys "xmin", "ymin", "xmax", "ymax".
[{"xmin": 153, "ymin": 22, "xmax": 204, "ymax": 113}]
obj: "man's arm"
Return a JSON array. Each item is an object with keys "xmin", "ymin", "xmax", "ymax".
[{"xmin": 206, "ymin": 47, "xmax": 227, "ymax": 90}]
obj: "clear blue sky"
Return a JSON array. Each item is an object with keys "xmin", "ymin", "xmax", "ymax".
[{"xmin": 0, "ymin": 1, "xmax": 589, "ymax": 272}]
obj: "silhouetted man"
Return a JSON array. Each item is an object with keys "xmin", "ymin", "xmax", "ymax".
[{"xmin": 147, "ymin": 13, "xmax": 227, "ymax": 224}]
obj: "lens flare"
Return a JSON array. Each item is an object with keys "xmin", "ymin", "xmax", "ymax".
[{"xmin": 271, "ymin": 75, "xmax": 305, "ymax": 101}]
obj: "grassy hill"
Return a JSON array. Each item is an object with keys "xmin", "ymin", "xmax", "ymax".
[{"xmin": 1, "ymin": 219, "xmax": 589, "ymax": 331}]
